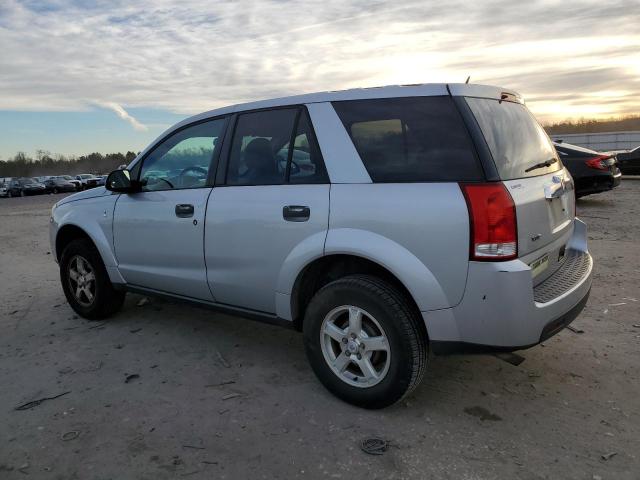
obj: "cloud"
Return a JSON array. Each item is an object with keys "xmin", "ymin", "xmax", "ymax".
[
  {"xmin": 0, "ymin": 0, "xmax": 638, "ymax": 121},
  {"xmin": 93, "ymin": 100, "xmax": 148, "ymax": 131}
]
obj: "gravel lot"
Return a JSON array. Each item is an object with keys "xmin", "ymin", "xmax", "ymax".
[{"xmin": 1, "ymin": 184, "xmax": 639, "ymax": 479}]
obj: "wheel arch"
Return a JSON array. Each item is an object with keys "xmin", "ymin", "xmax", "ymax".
[
  {"xmin": 54, "ymin": 218, "xmax": 125, "ymax": 285},
  {"xmin": 55, "ymin": 224, "xmax": 93, "ymax": 261},
  {"xmin": 289, "ymin": 253, "xmax": 428, "ymax": 338}
]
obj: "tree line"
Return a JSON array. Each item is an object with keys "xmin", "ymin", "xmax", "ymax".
[
  {"xmin": 544, "ymin": 115, "xmax": 640, "ymax": 135},
  {"xmin": 0, "ymin": 151, "xmax": 138, "ymax": 178}
]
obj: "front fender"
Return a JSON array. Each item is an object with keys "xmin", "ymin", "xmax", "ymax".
[
  {"xmin": 52, "ymin": 195, "xmax": 125, "ymax": 284},
  {"xmin": 324, "ymin": 228, "xmax": 449, "ymax": 311}
]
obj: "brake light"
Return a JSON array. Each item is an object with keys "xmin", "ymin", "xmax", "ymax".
[
  {"xmin": 585, "ymin": 155, "xmax": 611, "ymax": 170},
  {"xmin": 461, "ymin": 183, "xmax": 517, "ymax": 261}
]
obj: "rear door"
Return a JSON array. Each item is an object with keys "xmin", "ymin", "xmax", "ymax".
[
  {"xmin": 205, "ymin": 107, "xmax": 330, "ymax": 314},
  {"xmin": 465, "ymin": 97, "xmax": 575, "ymax": 282},
  {"xmin": 113, "ymin": 117, "xmax": 227, "ymax": 300}
]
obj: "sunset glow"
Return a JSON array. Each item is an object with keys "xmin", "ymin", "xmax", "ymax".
[{"xmin": 0, "ymin": 0, "xmax": 638, "ymax": 156}]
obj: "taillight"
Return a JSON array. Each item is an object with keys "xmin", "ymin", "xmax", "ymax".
[
  {"xmin": 461, "ymin": 183, "xmax": 517, "ymax": 261},
  {"xmin": 585, "ymin": 155, "xmax": 611, "ymax": 170}
]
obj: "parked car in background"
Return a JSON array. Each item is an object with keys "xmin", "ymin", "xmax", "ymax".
[
  {"xmin": 51, "ymin": 84, "xmax": 592, "ymax": 408},
  {"xmin": 44, "ymin": 177, "xmax": 78, "ymax": 194},
  {"xmin": 0, "ymin": 179, "xmax": 9, "ymax": 197},
  {"xmin": 7, "ymin": 177, "xmax": 47, "ymax": 196},
  {"xmin": 96, "ymin": 175, "xmax": 108, "ymax": 187},
  {"xmin": 75, "ymin": 174, "xmax": 100, "ymax": 189},
  {"xmin": 553, "ymin": 141, "xmax": 621, "ymax": 197},
  {"xmin": 55, "ymin": 175, "xmax": 82, "ymax": 191},
  {"xmin": 615, "ymin": 146, "xmax": 640, "ymax": 175}
]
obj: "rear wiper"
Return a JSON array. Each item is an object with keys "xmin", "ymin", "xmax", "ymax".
[{"xmin": 524, "ymin": 158, "xmax": 557, "ymax": 173}]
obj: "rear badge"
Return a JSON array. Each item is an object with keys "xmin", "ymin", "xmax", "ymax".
[{"xmin": 531, "ymin": 233, "xmax": 542, "ymax": 242}]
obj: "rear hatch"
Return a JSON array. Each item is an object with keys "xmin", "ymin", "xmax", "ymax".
[{"xmin": 465, "ymin": 96, "xmax": 575, "ymax": 284}]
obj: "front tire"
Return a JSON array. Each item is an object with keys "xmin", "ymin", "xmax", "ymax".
[
  {"xmin": 60, "ymin": 238, "xmax": 125, "ymax": 319},
  {"xmin": 303, "ymin": 275, "xmax": 427, "ymax": 409}
]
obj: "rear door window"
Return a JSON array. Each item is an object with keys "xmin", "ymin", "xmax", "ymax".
[
  {"xmin": 226, "ymin": 108, "xmax": 328, "ymax": 186},
  {"xmin": 226, "ymin": 109, "xmax": 298, "ymax": 186},
  {"xmin": 465, "ymin": 97, "xmax": 561, "ymax": 180},
  {"xmin": 332, "ymin": 96, "xmax": 482, "ymax": 182}
]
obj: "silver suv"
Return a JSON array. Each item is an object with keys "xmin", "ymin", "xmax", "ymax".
[{"xmin": 50, "ymin": 84, "xmax": 592, "ymax": 408}]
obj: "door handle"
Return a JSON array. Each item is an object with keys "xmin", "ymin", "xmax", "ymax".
[
  {"xmin": 175, "ymin": 204, "xmax": 194, "ymax": 217},
  {"xmin": 283, "ymin": 205, "xmax": 310, "ymax": 222}
]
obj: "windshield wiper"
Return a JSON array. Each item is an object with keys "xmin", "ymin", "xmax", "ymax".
[{"xmin": 524, "ymin": 158, "xmax": 557, "ymax": 173}]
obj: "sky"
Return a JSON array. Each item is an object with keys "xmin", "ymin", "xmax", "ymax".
[{"xmin": 0, "ymin": 0, "xmax": 638, "ymax": 159}]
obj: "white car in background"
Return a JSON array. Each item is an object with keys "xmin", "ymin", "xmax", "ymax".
[
  {"xmin": 75, "ymin": 174, "xmax": 101, "ymax": 189},
  {"xmin": 0, "ymin": 179, "xmax": 9, "ymax": 197}
]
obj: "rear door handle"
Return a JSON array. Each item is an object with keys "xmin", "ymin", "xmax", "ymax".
[
  {"xmin": 175, "ymin": 204, "xmax": 194, "ymax": 217},
  {"xmin": 283, "ymin": 205, "xmax": 310, "ymax": 222}
]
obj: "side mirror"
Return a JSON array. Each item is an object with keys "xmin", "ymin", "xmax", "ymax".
[{"xmin": 106, "ymin": 169, "xmax": 139, "ymax": 193}]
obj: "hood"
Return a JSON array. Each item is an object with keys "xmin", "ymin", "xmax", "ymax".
[{"xmin": 56, "ymin": 186, "xmax": 112, "ymax": 206}]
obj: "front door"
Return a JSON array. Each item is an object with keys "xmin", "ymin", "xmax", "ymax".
[
  {"xmin": 205, "ymin": 107, "xmax": 330, "ymax": 313},
  {"xmin": 113, "ymin": 117, "xmax": 227, "ymax": 300}
]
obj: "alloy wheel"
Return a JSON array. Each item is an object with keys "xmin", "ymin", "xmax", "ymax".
[
  {"xmin": 67, "ymin": 255, "xmax": 96, "ymax": 307},
  {"xmin": 320, "ymin": 305, "xmax": 391, "ymax": 388}
]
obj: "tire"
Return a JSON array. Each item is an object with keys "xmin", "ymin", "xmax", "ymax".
[
  {"xmin": 60, "ymin": 238, "xmax": 125, "ymax": 320},
  {"xmin": 303, "ymin": 274, "xmax": 427, "ymax": 409},
  {"xmin": 53, "ymin": 187, "xmax": 59, "ymax": 194},
  {"xmin": 7, "ymin": 190, "xmax": 12, "ymax": 198},
  {"xmin": 20, "ymin": 190, "xmax": 25, "ymax": 197}
]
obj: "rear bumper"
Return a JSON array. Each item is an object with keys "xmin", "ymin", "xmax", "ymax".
[
  {"xmin": 424, "ymin": 218, "xmax": 592, "ymax": 354},
  {"xmin": 576, "ymin": 171, "xmax": 621, "ymax": 196}
]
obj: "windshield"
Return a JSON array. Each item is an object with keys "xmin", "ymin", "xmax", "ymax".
[
  {"xmin": 80, "ymin": 174, "xmax": 93, "ymax": 179},
  {"xmin": 466, "ymin": 97, "xmax": 561, "ymax": 180}
]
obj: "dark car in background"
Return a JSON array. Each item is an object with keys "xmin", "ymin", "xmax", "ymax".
[
  {"xmin": 44, "ymin": 177, "xmax": 77, "ymax": 194},
  {"xmin": 55, "ymin": 175, "xmax": 82, "ymax": 191},
  {"xmin": 554, "ymin": 141, "xmax": 621, "ymax": 197},
  {"xmin": 616, "ymin": 146, "xmax": 640, "ymax": 175},
  {"xmin": 7, "ymin": 177, "xmax": 47, "ymax": 197}
]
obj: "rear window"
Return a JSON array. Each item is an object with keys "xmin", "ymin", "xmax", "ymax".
[
  {"xmin": 465, "ymin": 98, "xmax": 560, "ymax": 180},
  {"xmin": 332, "ymin": 96, "xmax": 482, "ymax": 182}
]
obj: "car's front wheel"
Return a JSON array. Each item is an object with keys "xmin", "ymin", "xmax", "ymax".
[
  {"xmin": 303, "ymin": 275, "xmax": 427, "ymax": 409},
  {"xmin": 60, "ymin": 238, "xmax": 125, "ymax": 319}
]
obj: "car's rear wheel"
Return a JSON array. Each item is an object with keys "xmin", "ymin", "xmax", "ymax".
[
  {"xmin": 20, "ymin": 190, "xmax": 25, "ymax": 197},
  {"xmin": 60, "ymin": 238, "xmax": 125, "ymax": 319},
  {"xmin": 303, "ymin": 275, "xmax": 427, "ymax": 409},
  {"xmin": 53, "ymin": 187, "xmax": 59, "ymax": 194}
]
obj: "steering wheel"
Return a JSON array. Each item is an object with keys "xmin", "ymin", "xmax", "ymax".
[
  {"xmin": 289, "ymin": 159, "xmax": 301, "ymax": 175},
  {"xmin": 179, "ymin": 166, "xmax": 208, "ymax": 178}
]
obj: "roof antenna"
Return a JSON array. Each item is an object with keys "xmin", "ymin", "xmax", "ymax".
[{"xmin": 465, "ymin": 76, "xmax": 471, "ymax": 84}]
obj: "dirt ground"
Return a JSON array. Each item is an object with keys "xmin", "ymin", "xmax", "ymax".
[{"xmin": 1, "ymin": 182, "xmax": 639, "ymax": 480}]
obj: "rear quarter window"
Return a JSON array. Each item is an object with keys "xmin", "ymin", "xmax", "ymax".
[{"xmin": 332, "ymin": 96, "xmax": 482, "ymax": 182}]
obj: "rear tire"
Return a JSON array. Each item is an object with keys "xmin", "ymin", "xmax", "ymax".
[
  {"xmin": 60, "ymin": 238, "xmax": 125, "ymax": 320},
  {"xmin": 303, "ymin": 274, "xmax": 427, "ymax": 409}
]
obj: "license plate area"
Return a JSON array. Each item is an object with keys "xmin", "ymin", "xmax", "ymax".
[{"xmin": 530, "ymin": 254, "xmax": 549, "ymax": 278}]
